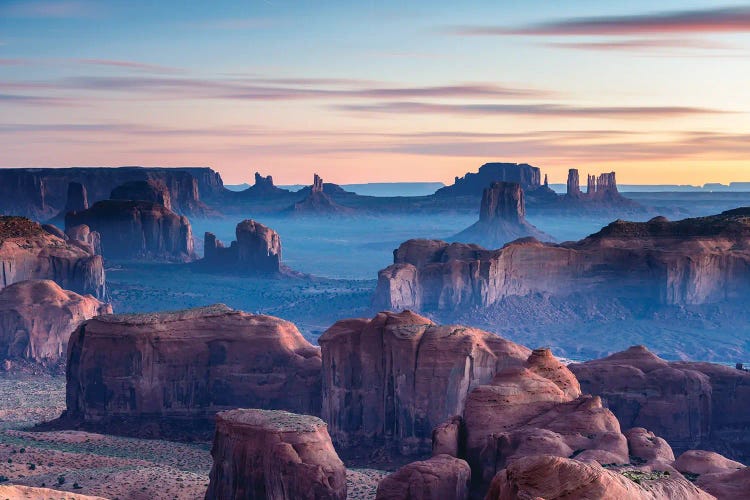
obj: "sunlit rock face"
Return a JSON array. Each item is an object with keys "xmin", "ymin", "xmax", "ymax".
[
  {"xmin": 318, "ymin": 310, "xmax": 530, "ymax": 455},
  {"xmin": 64, "ymin": 305, "xmax": 322, "ymax": 438},
  {"xmin": 0, "ymin": 216, "xmax": 106, "ymax": 300},
  {"xmin": 205, "ymin": 409, "xmax": 346, "ymax": 500},
  {"xmin": 376, "ymin": 208, "xmax": 750, "ymax": 311},
  {"xmin": 375, "ymin": 454, "xmax": 471, "ymax": 500}
]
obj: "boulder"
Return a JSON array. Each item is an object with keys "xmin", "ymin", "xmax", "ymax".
[
  {"xmin": 319, "ymin": 311, "xmax": 530, "ymax": 455},
  {"xmin": 0, "ymin": 279, "xmax": 110, "ymax": 364},
  {"xmin": 205, "ymin": 409, "xmax": 346, "ymax": 500},
  {"xmin": 65, "ymin": 199, "xmax": 195, "ymax": 262},
  {"xmin": 64, "ymin": 305, "xmax": 322, "ymax": 438},
  {"xmin": 375, "ymin": 454, "xmax": 470, "ymax": 500},
  {"xmin": 625, "ymin": 427, "xmax": 676, "ymax": 464},
  {"xmin": 0, "ymin": 216, "xmax": 106, "ymax": 299},
  {"xmin": 674, "ymin": 450, "xmax": 745, "ymax": 476}
]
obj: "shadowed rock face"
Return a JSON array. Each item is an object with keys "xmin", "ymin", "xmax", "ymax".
[
  {"xmin": 65, "ymin": 224, "xmax": 102, "ymax": 256},
  {"xmin": 65, "ymin": 200, "xmax": 195, "ymax": 262},
  {"xmin": 318, "ymin": 310, "xmax": 530, "ymax": 455},
  {"xmin": 0, "ymin": 216, "xmax": 106, "ymax": 299},
  {"xmin": 110, "ymin": 180, "xmax": 172, "ymax": 211},
  {"xmin": 201, "ymin": 219, "xmax": 284, "ymax": 275},
  {"xmin": 451, "ymin": 182, "xmax": 552, "ymax": 248},
  {"xmin": 64, "ymin": 305, "xmax": 322, "ymax": 438},
  {"xmin": 289, "ymin": 174, "xmax": 354, "ymax": 214},
  {"xmin": 0, "ymin": 280, "xmax": 110, "ymax": 364},
  {"xmin": 571, "ymin": 345, "xmax": 750, "ymax": 462},
  {"xmin": 375, "ymin": 208, "xmax": 750, "ymax": 311},
  {"xmin": 205, "ymin": 409, "xmax": 346, "ymax": 500},
  {"xmin": 375, "ymin": 454, "xmax": 471, "ymax": 500},
  {"xmin": 436, "ymin": 163, "xmax": 541, "ymax": 196}
]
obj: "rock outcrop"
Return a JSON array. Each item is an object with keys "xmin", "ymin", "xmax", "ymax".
[
  {"xmin": 566, "ymin": 168, "xmax": 582, "ymax": 198},
  {"xmin": 0, "ymin": 280, "xmax": 110, "ymax": 365},
  {"xmin": 288, "ymin": 174, "xmax": 354, "ymax": 214},
  {"xmin": 64, "ymin": 305, "xmax": 322, "ymax": 438},
  {"xmin": 65, "ymin": 200, "xmax": 195, "ymax": 262},
  {"xmin": 200, "ymin": 219, "xmax": 286, "ymax": 275},
  {"xmin": 0, "ymin": 485, "xmax": 107, "ymax": 500},
  {"xmin": 110, "ymin": 179, "xmax": 172, "ymax": 210},
  {"xmin": 0, "ymin": 216, "xmax": 106, "ymax": 299},
  {"xmin": 435, "ymin": 163, "xmax": 541, "ymax": 196},
  {"xmin": 65, "ymin": 224, "xmax": 102, "ymax": 255},
  {"xmin": 0, "ymin": 166, "xmax": 220, "ymax": 219},
  {"xmin": 452, "ymin": 182, "xmax": 552, "ymax": 248},
  {"xmin": 375, "ymin": 454, "xmax": 471, "ymax": 500},
  {"xmin": 375, "ymin": 208, "xmax": 750, "ymax": 311},
  {"xmin": 318, "ymin": 311, "xmax": 530, "ymax": 455},
  {"xmin": 570, "ymin": 345, "xmax": 750, "ymax": 462},
  {"xmin": 205, "ymin": 409, "xmax": 346, "ymax": 500}
]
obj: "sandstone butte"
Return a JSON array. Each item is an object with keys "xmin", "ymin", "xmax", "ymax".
[
  {"xmin": 287, "ymin": 174, "xmax": 354, "ymax": 215},
  {"xmin": 65, "ymin": 198, "xmax": 195, "ymax": 262},
  {"xmin": 570, "ymin": 345, "xmax": 750, "ymax": 463},
  {"xmin": 205, "ymin": 408, "xmax": 346, "ymax": 500},
  {"xmin": 375, "ymin": 207, "xmax": 750, "ymax": 311},
  {"xmin": 201, "ymin": 219, "xmax": 290, "ymax": 276},
  {"xmin": 452, "ymin": 181, "xmax": 552, "ymax": 248},
  {"xmin": 0, "ymin": 216, "xmax": 106, "ymax": 300},
  {"xmin": 0, "ymin": 279, "xmax": 111, "ymax": 365},
  {"xmin": 63, "ymin": 304, "xmax": 322, "ymax": 438},
  {"xmin": 318, "ymin": 310, "xmax": 531, "ymax": 455}
]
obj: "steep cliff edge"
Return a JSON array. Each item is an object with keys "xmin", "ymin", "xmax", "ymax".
[
  {"xmin": 318, "ymin": 310, "xmax": 530, "ymax": 455},
  {"xmin": 452, "ymin": 181, "xmax": 552, "ymax": 247},
  {"xmin": 375, "ymin": 208, "xmax": 750, "ymax": 311},
  {"xmin": 64, "ymin": 305, "xmax": 322, "ymax": 438},
  {"xmin": 0, "ymin": 216, "xmax": 106, "ymax": 299},
  {"xmin": 0, "ymin": 280, "xmax": 110, "ymax": 366}
]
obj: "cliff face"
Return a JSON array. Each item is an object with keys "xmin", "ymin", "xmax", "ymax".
[
  {"xmin": 318, "ymin": 311, "xmax": 530, "ymax": 455},
  {"xmin": 65, "ymin": 200, "xmax": 195, "ymax": 262},
  {"xmin": 452, "ymin": 182, "xmax": 552, "ymax": 248},
  {"xmin": 0, "ymin": 167, "xmax": 219, "ymax": 219},
  {"xmin": 205, "ymin": 409, "xmax": 346, "ymax": 500},
  {"xmin": 436, "ymin": 163, "xmax": 541, "ymax": 197},
  {"xmin": 0, "ymin": 280, "xmax": 110, "ymax": 364},
  {"xmin": 571, "ymin": 345, "xmax": 750, "ymax": 462},
  {"xmin": 201, "ymin": 219, "xmax": 284, "ymax": 275},
  {"xmin": 0, "ymin": 217, "xmax": 106, "ymax": 299},
  {"xmin": 110, "ymin": 180, "xmax": 172, "ymax": 211},
  {"xmin": 375, "ymin": 208, "xmax": 750, "ymax": 311},
  {"xmin": 65, "ymin": 305, "xmax": 322, "ymax": 438}
]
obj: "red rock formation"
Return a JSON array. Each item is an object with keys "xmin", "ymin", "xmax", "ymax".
[
  {"xmin": 0, "ymin": 280, "xmax": 110, "ymax": 365},
  {"xmin": 288, "ymin": 174, "xmax": 354, "ymax": 214},
  {"xmin": 200, "ymin": 219, "xmax": 285, "ymax": 275},
  {"xmin": 625, "ymin": 428, "xmax": 675, "ymax": 464},
  {"xmin": 65, "ymin": 200, "xmax": 195, "ymax": 262},
  {"xmin": 0, "ymin": 485, "xmax": 107, "ymax": 499},
  {"xmin": 452, "ymin": 182, "xmax": 552, "ymax": 248},
  {"xmin": 566, "ymin": 168, "xmax": 582, "ymax": 198},
  {"xmin": 375, "ymin": 454, "xmax": 470, "ymax": 500},
  {"xmin": 697, "ymin": 467, "xmax": 750, "ymax": 500},
  {"xmin": 571, "ymin": 345, "xmax": 750, "ymax": 461},
  {"xmin": 110, "ymin": 179, "xmax": 172, "ymax": 211},
  {"xmin": 435, "ymin": 163, "xmax": 542, "ymax": 197},
  {"xmin": 65, "ymin": 224, "xmax": 102, "ymax": 255},
  {"xmin": 205, "ymin": 409, "xmax": 346, "ymax": 500},
  {"xmin": 674, "ymin": 450, "xmax": 745, "ymax": 475},
  {"xmin": 485, "ymin": 454, "xmax": 714, "ymax": 500},
  {"xmin": 64, "ymin": 305, "xmax": 322, "ymax": 438},
  {"xmin": 375, "ymin": 208, "xmax": 750, "ymax": 311},
  {"xmin": 318, "ymin": 311, "xmax": 530, "ymax": 455},
  {"xmin": 0, "ymin": 216, "xmax": 106, "ymax": 299}
]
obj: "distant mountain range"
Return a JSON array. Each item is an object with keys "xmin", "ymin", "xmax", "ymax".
[{"xmin": 224, "ymin": 181, "xmax": 446, "ymax": 197}]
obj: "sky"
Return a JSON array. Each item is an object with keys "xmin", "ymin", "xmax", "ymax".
[{"xmin": 1, "ymin": 0, "xmax": 750, "ymax": 185}]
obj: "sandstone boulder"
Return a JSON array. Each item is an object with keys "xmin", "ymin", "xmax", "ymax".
[
  {"xmin": 64, "ymin": 305, "xmax": 321, "ymax": 438},
  {"xmin": 375, "ymin": 454, "xmax": 470, "ymax": 500},
  {"xmin": 205, "ymin": 409, "xmax": 346, "ymax": 500},
  {"xmin": 0, "ymin": 216, "xmax": 106, "ymax": 299},
  {"xmin": 0, "ymin": 280, "xmax": 110, "ymax": 364},
  {"xmin": 625, "ymin": 427, "xmax": 675, "ymax": 464},
  {"xmin": 319, "ymin": 311, "xmax": 530, "ymax": 455},
  {"xmin": 674, "ymin": 450, "xmax": 745, "ymax": 476}
]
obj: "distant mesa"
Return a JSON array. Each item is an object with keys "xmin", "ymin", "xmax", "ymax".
[
  {"xmin": 205, "ymin": 409, "xmax": 346, "ymax": 500},
  {"xmin": 65, "ymin": 183, "xmax": 196, "ymax": 262},
  {"xmin": 63, "ymin": 304, "xmax": 322, "ymax": 439},
  {"xmin": 0, "ymin": 279, "xmax": 111, "ymax": 368},
  {"xmin": 200, "ymin": 219, "xmax": 297, "ymax": 276},
  {"xmin": 375, "ymin": 208, "xmax": 750, "ymax": 312},
  {"xmin": 287, "ymin": 174, "xmax": 355, "ymax": 214},
  {"xmin": 0, "ymin": 216, "xmax": 106, "ymax": 300},
  {"xmin": 451, "ymin": 181, "xmax": 553, "ymax": 248},
  {"xmin": 238, "ymin": 171, "xmax": 293, "ymax": 198},
  {"xmin": 436, "ymin": 162, "xmax": 542, "ymax": 196}
]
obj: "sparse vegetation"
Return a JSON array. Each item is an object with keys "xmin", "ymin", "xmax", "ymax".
[{"xmin": 621, "ymin": 469, "xmax": 671, "ymax": 485}]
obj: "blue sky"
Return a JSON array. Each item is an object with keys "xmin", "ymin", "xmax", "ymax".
[{"xmin": 1, "ymin": 0, "xmax": 750, "ymax": 184}]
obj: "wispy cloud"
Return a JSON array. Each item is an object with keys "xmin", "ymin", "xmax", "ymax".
[
  {"xmin": 546, "ymin": 38, "xmax": 736, "ymax": 52},
  {"xmin": 448, "ymin": 6, "xmax": 750, "ymax": 36},
  {"xmin": 335, "ymin": 101, "xmax": 724, "ymax": 119},
  {"xmin": 0, "ymin": 1, "xmax": 99, "ymax": 19},
  {"xmin": 75, "ymin": 59, "xmax": 184, "ymax": 74},
  {"xmin": 0, "ymin": 93, "xmax": 77, "ymax": 106}
]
